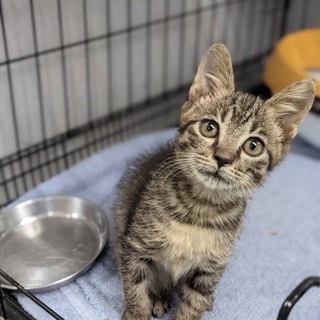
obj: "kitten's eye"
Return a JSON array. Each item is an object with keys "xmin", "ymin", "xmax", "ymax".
[
  {"xmin": 200, "ymin": 121, "xmax": 219, "ymax": 138},
  {"xmin": 243, "ymin": 138, "xmax": 264, "ymax": 156}
]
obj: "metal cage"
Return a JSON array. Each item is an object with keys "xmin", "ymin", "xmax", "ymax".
[{"xmin": 0, "ymin": 0, "xmax": 295, "ymax": 208}]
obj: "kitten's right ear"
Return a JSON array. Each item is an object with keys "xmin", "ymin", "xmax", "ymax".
[
  {"xmin": 266, "ymin": 79, "xmax": 316, "ymax": 140},
  {"xmin": 188, "ymin": 43, "xmax": 235, "ymax": 101}
]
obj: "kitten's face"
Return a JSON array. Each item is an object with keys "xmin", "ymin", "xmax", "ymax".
[
  {"xmin": 177, "ymin": 93, "xmax": 279, "ymax": 192},
  {"xmin": 177, "ymin": 44, "xmax": 315, "ymax": 195}
]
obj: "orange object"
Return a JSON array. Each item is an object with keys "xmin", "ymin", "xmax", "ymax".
[{"xmin": 264, "ymin": 28, "xmax": 320, "ymax": 97}]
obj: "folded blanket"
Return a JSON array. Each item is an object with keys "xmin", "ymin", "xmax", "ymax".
[{"xmin": 13, "ymin": 129, "xmax": 320, "ymax": 320}]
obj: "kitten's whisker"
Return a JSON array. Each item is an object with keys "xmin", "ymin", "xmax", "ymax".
[
  {"xmin": 160, "ymin": 161, "xmax": 189, "ymax": 181},
  {"xmin": 155, "ymin": 156, "xmax": 192, "ymax": 177},
  {"xmin": 162, "ymin": 161, "xmax": 193, "ymax": 183},
  {"xmin": 155, "ymin": 157, "xmax": 178, "ymax": 175},
  {"xmin": 225, "ymin": 169, "xmax": 256, "ymax": 198}
]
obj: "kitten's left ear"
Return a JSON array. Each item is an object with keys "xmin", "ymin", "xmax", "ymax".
[
  {"xmin": 189, "ymin": 43, "xmax": 235, "ymax": 101},
  {"xmin": 266, "ymin": 79, "xmax": 316, "ymax": 139}
]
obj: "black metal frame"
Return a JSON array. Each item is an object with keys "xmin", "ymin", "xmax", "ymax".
[
  {"xmin": 0, "ymin": 269, "xmax": 62, "ymax": 320},
  {"xmin": 277, "ymin": 277, "xmax": 320, "ymax": 320}
]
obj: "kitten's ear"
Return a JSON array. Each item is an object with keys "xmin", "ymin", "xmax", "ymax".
[
  {"xmin": 267, "ymin": 79, "xmax": 316, "ymax": 139},
  {"xmin": 189, "ymin": 43, "xmax": 234, "ymax": 100}
]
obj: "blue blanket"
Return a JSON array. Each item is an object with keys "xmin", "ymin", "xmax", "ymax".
[{"xmin": 14, "ymin": 129, "xmax": 320, "ymax": 320}]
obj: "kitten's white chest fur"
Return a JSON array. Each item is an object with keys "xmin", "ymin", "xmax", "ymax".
[{"xmin": 159, "ymin": 220, "xmax": 232, "ymax": 281}]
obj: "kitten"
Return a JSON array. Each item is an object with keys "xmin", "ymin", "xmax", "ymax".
[{"xmin": 114, "ymin": 44, "xmax": 315, "ymax": 320}]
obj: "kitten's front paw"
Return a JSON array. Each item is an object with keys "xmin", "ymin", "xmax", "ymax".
[{"xmin": 152, "ymin": 298, "xmax": 171, "ymax": 318}]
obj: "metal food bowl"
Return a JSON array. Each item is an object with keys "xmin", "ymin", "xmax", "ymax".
[{"xmin": 0, "ymin": 195, "xmax": 109, "ymax": 292}]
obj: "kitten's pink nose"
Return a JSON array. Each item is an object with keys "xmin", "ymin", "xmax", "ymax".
[{"xmin": 214, "ymin": 148, "xmax": 234, "ymax": 168}]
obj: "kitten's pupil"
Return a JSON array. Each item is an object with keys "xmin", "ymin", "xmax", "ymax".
[
  {"xmin": 243, "ymin": 138, "xmax": 263, "ymax": 156},
  {"xmin": 250, "ymin": 141, "xmax": 258, "ymax": 150},
  {"xmin": 200, "ymin": 121, "xmax": 218, "ymax": 138}
]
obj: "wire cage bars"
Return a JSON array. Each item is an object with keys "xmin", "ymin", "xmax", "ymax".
[
  {"xmin": 0, "ymin": 0, "xmax": 293, "ymax": 209},
  {"xmin": 0, "ymin": 0, "xmax": 318, "ymax": 318}
]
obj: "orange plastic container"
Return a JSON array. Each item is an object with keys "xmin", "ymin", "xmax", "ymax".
[
  {"xmin": 264, "ymin": 28, "xmax": 320, "ymax": 97},
  {"xmin": 264, "ymin": 29, "xmax": 320, "ymax": 149}
]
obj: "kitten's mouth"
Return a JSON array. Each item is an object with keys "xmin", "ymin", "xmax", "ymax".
[
  {"xmin": 198, "ymin": 167, "xmax": 230, "ymax": 184},
  {"xmin": 209, "ymin": 171, "xmax": 220, "ymax": 179},
  {"xmin": 199, "ymin": 168, "xmax": 222, "ymax": 180}
]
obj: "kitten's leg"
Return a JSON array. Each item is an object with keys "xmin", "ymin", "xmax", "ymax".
[
  {"xmin": 150, "ymin": 265, "xmax": 173, "ymax": 318},
  {"xmin": 119, "ymin": 256, "xmax": 153, "ymax": 320},
  {"xmin": 152, "ymin": 285, "xmax": 172, "ymax": 318},
  {"xmin": 173, "ymin": 268, "xmax": 224, "ymax": 320}
]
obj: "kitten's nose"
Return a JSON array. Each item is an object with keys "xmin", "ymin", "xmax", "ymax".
[
  {"xmin": 214, "ymin": 148, "xmax": 233, "ymax": 168},
  {"xmin": 214, "ymin": 155, "xmax": 231, "ymax": 168}
]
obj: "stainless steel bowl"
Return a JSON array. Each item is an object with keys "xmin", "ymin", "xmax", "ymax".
[{"xmin": 0, "ymin": 195, "xmax": 109, "ymax": 292}]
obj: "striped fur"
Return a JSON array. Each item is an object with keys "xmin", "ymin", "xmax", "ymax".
[{"xmin": 114, "ymin": 44, "xmax": 315, "ymax": 320}]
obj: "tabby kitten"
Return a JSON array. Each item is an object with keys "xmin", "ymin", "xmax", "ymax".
[{"xmin": 114, "ymin": 44, "xmax": 315, "ymax": 320}]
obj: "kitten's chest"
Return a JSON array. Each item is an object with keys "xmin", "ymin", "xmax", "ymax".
[
  {"xmin": 164, "ymin": 220, "xmax": 234, "ymax": 255},
  {"xmin": 159, "ymin": 221, "xmax": 234, "ymax": 280}
]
